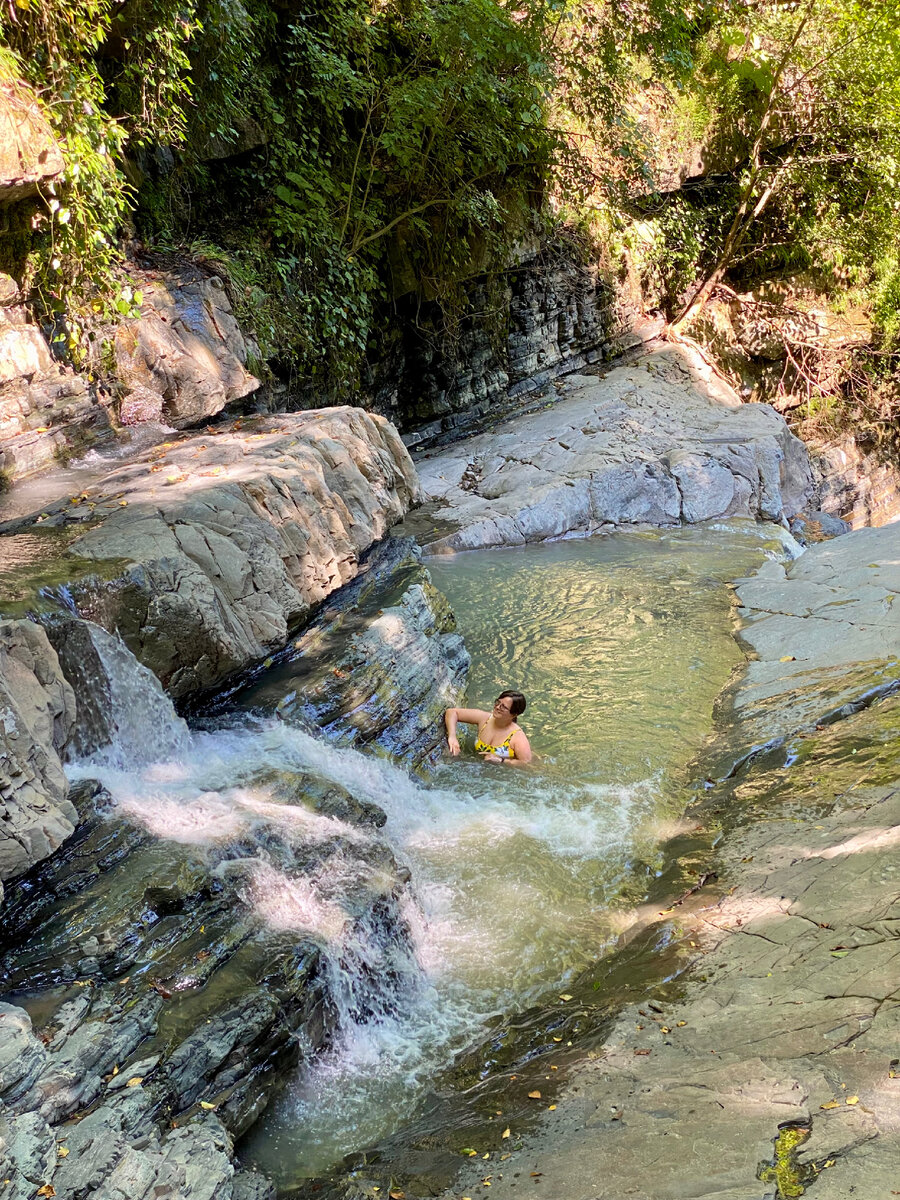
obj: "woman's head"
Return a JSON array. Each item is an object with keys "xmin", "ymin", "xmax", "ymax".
[{"xmin": 493, "ymin": 690, "xmax": 526, "ymax": 720}]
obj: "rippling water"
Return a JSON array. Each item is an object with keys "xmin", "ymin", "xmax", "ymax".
[{"xmin": 236, "ymin": 522, "xmax": 786, "ymax": 1182}]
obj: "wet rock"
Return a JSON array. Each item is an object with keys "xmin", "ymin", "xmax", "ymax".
[
  {"xmin": 0, "ymin": 764, "xmax": 421, "ymax": 1183},
  {"xmin": 228, "ymin": 537, "xmax": 469, "ymax": 768},
  {"xmin": 0, "ymin": 1005, "xmax": 47, "ymax": 1105},
  {"xmin": 44, "ymin": 617, "xmax": 188, "ymax": 760},
  {"xmin": 418, "ymin": 343, "xmax": 813, "ymax": 552},
  {"xmin": 789, "ymin": 508, "xmax": 851, "ymax": 544},
  {"xmin": 0, "ymin": 619, "xmax": 77, "ymax": 888}
]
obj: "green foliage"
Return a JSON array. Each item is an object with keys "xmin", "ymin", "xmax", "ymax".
[{"xmin": 1, "ymin": 0, "xmax": 197, "ymax": 353}]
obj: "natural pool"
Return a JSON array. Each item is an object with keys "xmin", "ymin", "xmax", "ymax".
[
  {"xmin": 0, "ymin": 520, "xmax": 795, "ymax": 1191},
  {"xmin": 239, "ymin": 522, "xmax": 791, "ymax": 1185}
]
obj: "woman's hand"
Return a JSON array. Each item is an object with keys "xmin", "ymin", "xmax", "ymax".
[
  {"xmin": 481, "ymin": 752, "xmax": 503, "ymax": 764},
  {"xmin": 447, "ymin": 736, "xmax": 461, "ymax": 757}
]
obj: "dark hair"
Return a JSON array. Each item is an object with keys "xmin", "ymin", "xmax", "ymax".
[{"xmin": 496, "ymin": 690, "xmax": 526, "ymax": 718}]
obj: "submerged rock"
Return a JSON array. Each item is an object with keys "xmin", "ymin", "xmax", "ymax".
[{"xmin": 416, "ymin": 343, "xmax": 813, "ymax": 552}]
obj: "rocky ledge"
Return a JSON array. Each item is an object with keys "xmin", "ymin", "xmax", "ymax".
[
  {"xmin": 446, "ymin": 519, "xmax": 900, "ymax": 1200},
  {"xmin": 1, "ymin": 407, "xmax": 420, "ymax": 700},
  {"xmin": 415, "ymin": 343, "xmax": 813, "ymax": 552}
]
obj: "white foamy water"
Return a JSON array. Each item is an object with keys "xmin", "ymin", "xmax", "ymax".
[{"xmin": 66, "ymin": 523, "xmax": 783, "ymax": 1184}]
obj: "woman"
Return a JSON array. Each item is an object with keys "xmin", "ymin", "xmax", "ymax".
[{"xmin": 444, "ymin": 690, "xmax": 532, "ymax": 765}]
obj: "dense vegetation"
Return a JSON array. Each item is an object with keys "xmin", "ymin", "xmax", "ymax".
[{"xmin": 3, "ymin": 0, "xmax": 900, "ymax": 441}]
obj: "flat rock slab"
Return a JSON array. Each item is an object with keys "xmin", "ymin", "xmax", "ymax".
[
  {"xmin": 0, "ymin": 408, "xmax": 419, "ymax": 699},
  {"xmin": 724, "ymin": 521, "xmax": 900, "ymax": 755},
  {"xmin": 416, "ymin": 344, "xmax": 812, "ymax": 552},
  {"xmin": 448, "ymin": 737, "xmax": 900, "ymax": 1200}
]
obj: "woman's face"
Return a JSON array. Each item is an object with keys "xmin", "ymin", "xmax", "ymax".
[{"xmin": 493, "ymin": 696, "xmax": 514, "ymax": 721}]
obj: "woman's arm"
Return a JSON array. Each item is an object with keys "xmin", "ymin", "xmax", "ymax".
[
  {"xmin": 444, "ymin": 707, "xmax": 489, "ymax": 756},
  {"xmin": 504, "ymin": 729, "xmax": 532, "ymax": 765}
]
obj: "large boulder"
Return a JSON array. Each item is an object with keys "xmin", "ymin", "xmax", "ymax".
[
  {"xmin": 0, "ymin": 620, "xmax": 77, "ymax": 891},
  {"xmin": 114, "ymin": 270, "xmax": 259, "ymax": 427},
  {"xmin": 0, "ymin": 281, "xmax": 113, "ymax": 482},
  {"xmin": 418, "ymin": 343, "xmax": 814, "ymax": 552},
  {"xmin": 2, "ymin": 408, "xmax": 421, "ymax": 700}
]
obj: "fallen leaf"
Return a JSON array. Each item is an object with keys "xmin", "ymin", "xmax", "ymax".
[
  {"xmin": 530, "ymin": 1173, "xmax": 542, "ymax": 1178},
  {"xmin": 125, "ymin": 1076, "xmax": 143, "ymax": 1088},
  {"xmin": 37, "ymin": 1188, "xmax": 56, "ymax": 1197},
  {"xmin": 528, "ymin": 1090, "xmax": 542, "ymax": 1099},
  {"xmin": 830, "ymin": 950, "xmax": 849, "ymax": 958},
  {"xmin": 548, "ymin": 1104, "xmax": 557, "ymax": 1110},
  {"xmin": 389, "ymin": 1192, "xmax": 405, "ymax": 1199},
  {"xmin": 112, "ymin": 1065, "xmax": 119, "ymax": 1076},
  {"xmin": 660, "ymin": 1026, "xmax": 670, "ymax": 1034},
  {"xmin": 461, "ymin": 1148, "xmax": 478, "ymax": 1157},
  {"xmin": 200, "ymin": 1101, "xmax": 217, "ymax": 1110},
  {"xmin": 820, "ymin": 1099, "xmax": 840, "ymax": 1109},
  {"xmin": 677, "ymin": 1021, "xmax": 687, "ymax": 1027},
  {"xmin": 846, "ymin": 1095, "xmax": 859, "ymax": 1105},
  {"xmin": 634, "ymin": 1049, "xmax": 651, "ymax": 1056},
  {"xmin": 558, "ymin": 994, "xmax": 573, "ymax": 1002},
  {"xmin": 501, "ymin": 1128, "xmax": 510, "ymax": 1139},
  {"xmin": 779, "ymin": 655, "xmax": 796, "ymax": 662},
  {"xmin": 57, "ymin": 1147, "xmax": 69, "ymax": 1158}
]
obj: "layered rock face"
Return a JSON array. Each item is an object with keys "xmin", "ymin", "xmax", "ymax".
[
  {"xmin": 0, "ymin": 621, "xmax": 77, "ymax": 898},
  {"xmin": 808, "ymin": 433, "xmax": 900, "ymax": 529},
  {"xmin": 416, "ymin": 343, "xmax": 813, "ymax": 552},
  {"xmin": 2, "ymin": 408, "xmax": 420, "ymax": 700},
  {"xmin": 0, "ymin": 278, "xmax": 114, "ymax": 482},
  {"xmin": 367, "ymin": 250, "xmax": 650, "ymax": 444}
]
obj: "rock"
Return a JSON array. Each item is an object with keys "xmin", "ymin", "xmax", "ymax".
[
  {"xmin": 0, "ymin": 79, "xmax": 63, "ymax": 203},
  {"xmin": 807, "ymin": 431, "xmax": 900, "ymax": 529},
  {"xmin": 114, "ymin": 269, "xmax": 259, "ymax": 427},
  {"xmin": 367, "ymin": 243, "xmax": 627, "ymax": 444},
  {"xmin": 788, "ymin": 508, "xmax": 851, "ymax": 543},
  {"xmin": 0, "ymin": 1005, "xmax": 47, "ymax": 1105},
  {"xmin": 44, "ymin": 617, "xmax": 188, "ymax": 761},
  {"xmin": 0, "ymin": 620, "xmax": 77, "ymax": 885},
  {"xmin": 227, "ymin": 536, "xmax": 470, "ymax": 769},
  {"xmin": 1, "ymin": 409, "xmax": 421, "ymax": 701},
  {"xmin": 418, "ymin": 343, "xmax": 813, "ymax": 552},
  {"xmin": 0, "ymin": 273, "xmax": 20, "ymax": 306},
  {"xmin": 0, "ymin": 303, "xmax": 113, "ymax": 482},
  {"xmin": 589, "ymin": 461, "xmax": 680, "ymax": 524},
  {"xmin": 720, "ymin": 521, "xmax": 900, "ymax": 759}
]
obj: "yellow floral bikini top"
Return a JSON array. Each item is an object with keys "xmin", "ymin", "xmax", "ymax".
[{"xmin": 474, "ymin": 721, "xmax": 518, "ymax": 759}]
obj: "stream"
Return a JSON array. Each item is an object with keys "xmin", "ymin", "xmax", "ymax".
[{"xmin": 1, "ymin": 520, "xmax": 796, "ymax": 1191}]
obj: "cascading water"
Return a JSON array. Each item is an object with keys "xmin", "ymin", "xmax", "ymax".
[{"xmin": 13, "ymin": 520, "xmax": 794, "ymax": 1190}]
